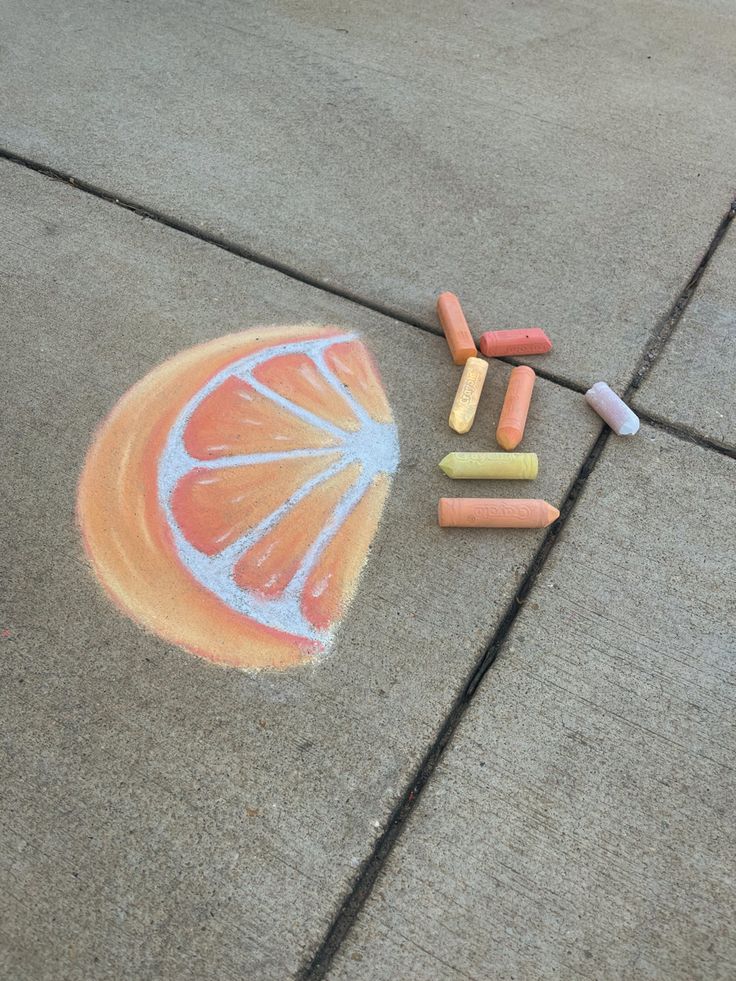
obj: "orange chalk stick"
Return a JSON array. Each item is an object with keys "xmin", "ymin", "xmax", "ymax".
[
  {"xmin": 436, "ymin": 292, "xmax": 477, "ymax": 365},
  {"xmin": 479, "ymin": 328, "xmax": 552, "ymax": 358},
  {"xmin": 438, "ymin": 498, "xmax": 559, "ymax": 528},
  {"xmin": 497, "ymin": 366, "xmax": 535, "ymax": 450}
]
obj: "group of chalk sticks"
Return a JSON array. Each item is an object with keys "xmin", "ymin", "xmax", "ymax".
[{"xmin": 436, "ymin": 291, "xmax": 640, "ymax": 529}]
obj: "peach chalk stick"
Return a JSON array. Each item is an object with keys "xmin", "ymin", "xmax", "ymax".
[
  {"xmin": 449, "ymin": 357, "xmax": 488, "ymax": 433},
  {"xmin": 438, "ymin": 498, "xmax": 559, "ymax": 528},
  {"xmin": 497, "ymin": 365, "xmax": 535, "ymax": 450},
  {"xmin": 437, "ymin": 292, "xmax": 477, "ymax": 365},
  {"xmin": 439, "ymin": 452, "xmax": 538, "ymax": 480},
  {"xmin": 479, "ymin": 328, "xmax": 552, "ymax": 357},
  {"xmin": 585, "ymin": 382, "xmax": 639, "ymax": 435}
]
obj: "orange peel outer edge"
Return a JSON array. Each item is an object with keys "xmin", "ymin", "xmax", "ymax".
[{"xmin": 77, "ymin": 324, "xmax": 353, "ymax": 670}]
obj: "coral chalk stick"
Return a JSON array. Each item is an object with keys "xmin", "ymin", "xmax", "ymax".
[
  {"xmin": 437, "ymin": 292, "xmax": 477, "ymax": 365},
  {"xmin": 585, "ymin": 382, "xmax": 639, "ymax": 435},
  {"xmin": 479, "ymin": 328, "xmax": 552, "ymax": 358},
  {"xmin": 449, "ymin": 357, "xmax": 488, "ymax": 433},
  {"xmin": 438, "ymin": 498, "xmax": 559, "ymax": 528},
  {"xmin": 497, "ymin": 366, "xmax": 535, "ymax": 450},
  {"xmin": 439, "ymin": 452, "xmax": 538, "ymax": 480}
]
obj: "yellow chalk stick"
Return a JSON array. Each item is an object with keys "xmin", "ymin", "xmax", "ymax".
[
  {"xmin": 439, "ymin": 452, "xmax": 538, "ymax": 480},
  {"xmin": 449, "ymin": 357, "xmax": 488, "ymax": 434}
]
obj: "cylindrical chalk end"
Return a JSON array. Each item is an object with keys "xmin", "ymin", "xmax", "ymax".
[
  {"xmin": 437, "ymin": 292, "xmax": 477, "ymax": 365},
  {"xmin": 479, "ymin": 328, "xmax": 553, "ymax": 358},
  {"xmin": 496, "ymin": 426, "xmax": 522, "ymax": 451},
  {"xmin": 448, "ymin": 356, "xmax": 488, "ymax": 433},
  {"xmin": 438, "ymin": 452, "xmax": 538, "ymax": 480},
  {"xmin": 438, "ymin": 498, "xmax": 559, "ymax": 528},
  {"xmin": 585, "ymin": 382, "xmax": 640, "ymax": 436},
  {"xmin": 496, "ymin": 366, "xmax": 535, "ymax": 450}
]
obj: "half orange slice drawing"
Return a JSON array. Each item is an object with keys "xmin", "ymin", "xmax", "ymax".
[{"xmin": 77, "ymin": 325, "xmax": 399, "ymax": 669}]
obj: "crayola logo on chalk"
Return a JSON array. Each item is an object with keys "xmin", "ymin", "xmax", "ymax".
[{"xmin": 77, "ymin": 325, "xmax": 399, "ymax": 670}]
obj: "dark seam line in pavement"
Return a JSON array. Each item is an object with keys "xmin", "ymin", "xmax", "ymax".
[
  {"xmin": 0, "ymin": 146, "xmax": 434, "ymax": 332},
  {"xmin": 3, "ymin": 147, "xmax": 734, "ymax": 453},
  {"xmin": 4, "ymin": 144, "xmax": 733, "ymax": 976},
  {"xmin": 300, "ymin": 430, "xmax": 611, "ymax": 981},
  {"xmin": 0, "ymin": 148, "xmax": 588, "ymax": 395},
  {"xmin": 498, "ymin": 357, "xmax": 588, "ymax": 392},
  {"xmin": 625, "ymin": 198, "xmax": 736, "ymax": 398},
  {"xmin": 636, "ymin": 411, "xmax": 736, "ymax": 462},
  {"xmin": 299, "ymin": 201, "xmax": 736, "ymax": 979}
]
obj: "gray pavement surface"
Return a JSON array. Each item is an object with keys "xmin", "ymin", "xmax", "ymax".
[
  {"xmin": 2, "ymin": 2, "xmax": 736, "ymax": 977},
  {"xmin": 0, "ymin": 161, "xmax": 598, "ymax": 980},
  {"xmin": 2, "ymin": 0, "xmax": 736, "ymax": 388},
  {"xmin": 635, "ymin": 222, "xmax": 736, "ymax": 451},
  {"xmin": 328, "ymin": 427, "xmax": 736, "ymax": 981}
]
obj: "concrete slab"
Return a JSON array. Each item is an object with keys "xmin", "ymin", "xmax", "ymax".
[
  {"xmin": 2, "ymin": 0, "xmax": 735, "ymax": 389},
  {"xmin": 635, "ymin": 222, "xmax": 736, "ymax": 451},
  {"xmin": 0, "ymin": 160, "xmax": 599, "ymax": 979},
  {"xmin": 328, "ymin": 428, "xmax": 736, "ymax": 980}
]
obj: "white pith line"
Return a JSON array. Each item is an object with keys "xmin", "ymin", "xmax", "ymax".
[
  {"xmin": 281, "ymin": 466, "xmax": 374, "ymax": 601},
  {"xmin": 246, "ymin": 371, "xmax": 354, "ymax": 442},
  {"xmin": 193, "ymin": 447, "xmax": 339, "ymax": 470},
  {"xmin": 157, "ymin": 333, "xmax": 399, "ymax": 645},
  {"xmin": 208, "ymin": 455, "xmax": 353, "ymax": 571},
  {"xmin": 265, "ymin": 348, "xmax": 383, "ymax": 602}
]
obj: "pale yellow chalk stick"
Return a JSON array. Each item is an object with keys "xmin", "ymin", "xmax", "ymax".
[
  {"xmin": 449, "ymin": 357, "xmax": 488, "ymax": 433},
  {"xmin": 439, "ymin": 452, "xmax": 538, "ymax": 480}
]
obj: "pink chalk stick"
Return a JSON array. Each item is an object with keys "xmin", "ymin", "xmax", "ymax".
[{"xmin": 585, "ymin": 382, "xmax": 639, "ymax": 435}]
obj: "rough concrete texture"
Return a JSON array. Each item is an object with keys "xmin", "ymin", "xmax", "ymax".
[
  {"xmin": 0, "ymin": 160, "xmax": 601, "ymax": 980},
  {"xmin": 635, "ymin": 221, "xmax": 736, "ymax": 451},
  {"xmin": 328, "ymin": 427, "xmax": 736, "ymax": 981},
  {"xmin": 2, "ymin": 0, "xmax": 735, "ymax": 388}
]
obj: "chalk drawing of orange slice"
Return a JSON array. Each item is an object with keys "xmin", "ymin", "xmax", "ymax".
[{"xmin": 77, "ymin": 325, "xmax": 399, "ymax": 669}]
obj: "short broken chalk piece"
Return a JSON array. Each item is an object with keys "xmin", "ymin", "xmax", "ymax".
[
  {"xmin": 449, "ymin": 357, "xmax": 488, "ymax": 433},
  {"xmin": 585, "ymin": 382, "xmax": 640, "ymax": 435},
  {"xmin": 479, "ymin": 328, "xmax": 552, "ymax": 358},
  {"xmin": 439, "ymin": 452, "xmax": 538, "ymax": 480},
  {"xmin": 497, "ymin": 365, "xmax": 536, "ymax": 450},
  {"xmin": 437, "ymin": 292, "xmax": 477, "ymax": 365},
  {"xmin": 438, "ymin": 498, "xmax": 559, "ymax": 528}
]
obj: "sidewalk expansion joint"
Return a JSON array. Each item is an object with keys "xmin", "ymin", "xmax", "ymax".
[
  {"xmin": 1, "ymin": 147, "xmax": 733, "ymax": 463},
  {"xmin": 0, "ymin": 146, "xmax": 434, "ymax": 333},
  {"xmin": 1, "ymin": 147, "xmax": 733, "ymax": 977},
  {"xmin": 636, "ymin": 411, "xmax": 735, "ymax": 461},
  {"xmin": 299, "ymin": 200, "xmax": 736, "ymax": 979},
  {"xmin": 626, "ymin": 198, "xmax": 736, "ymax": 399}
]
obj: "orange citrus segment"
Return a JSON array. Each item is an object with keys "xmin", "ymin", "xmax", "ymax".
[
  {"xmin": 77, "ymin": 325, "xmax": 348, "ymax": 670},
  {"xmin": 324, "ymin": 341, "xmax": 393, "ymax": 424},
  {"xmin": 170, "ymin": 453, "xmax": 340, "ymax": 555},
  {"xmin": 233, "ymin": 462, "xmax": 362, "ymax": 598},
  {"xmin": 253, "ymin": 353, "xmax": 360, "ymax": 432},
  {"xmin": 184, "ymin": 375, "xmax": 339, "ymax": 459},
  {"xmin": 77, "ymin": 324, "xmax": 398, "ymax": 670},
  {"xmin": 301, "ymin": 473, "xmax": 391, "ymax": 630}
]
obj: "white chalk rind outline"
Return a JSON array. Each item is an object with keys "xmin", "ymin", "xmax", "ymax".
[{"xmin": 158, "ymin": 333, "xmax": 399, "ymax": 647}]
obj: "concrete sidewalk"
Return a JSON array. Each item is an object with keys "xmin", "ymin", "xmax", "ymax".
[{"xmin": 1, "ymin": 1, "xmax": 735, "ymax": 978}]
